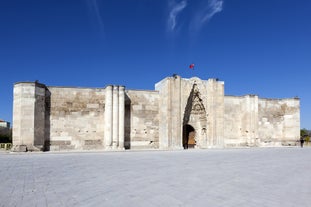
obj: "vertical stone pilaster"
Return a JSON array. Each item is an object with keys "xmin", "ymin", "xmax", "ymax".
[
  {"xmin": 155, "ymin": 78, "xmax": 170, "ymax": 149},
  {"xmin": 118, "ymin": 86, "xmax": 125, "ymax": 149},
  {"xmin": 104, "ymin": 85, "xmax": 125, "ymax": 150},
  {"xmin": 245, "ymin": 95, "xmax": 259, "ymax": 145},
  {"xmin": 167, "ymin": 80, "xmax": 172, "ymax": 148},
  {"xmin": 171, "ymin": 76, "xmax": 182, "ymax": 149},
  {"xmin": 207, "ymin": 79, "xmax": 225, "ymax": 148},
  {"xmin": 156, "ymin": 75, "xmax": 182, "ymax": 150},
  {"xmin": 105, "ymin": 85, "xmax": 113, "ymax": 148},
  {"xmin": 216, "ymin": 81, "xmax": 225, "ymax": 147},
  {"xmin": 112, "ymin": 86, "xmax": 119, "ymax": 149}
]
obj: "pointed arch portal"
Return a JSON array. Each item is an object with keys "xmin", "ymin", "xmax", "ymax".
[{"xmin": 182, "ymin": 83, "xmax": 208, "ymax": 149}]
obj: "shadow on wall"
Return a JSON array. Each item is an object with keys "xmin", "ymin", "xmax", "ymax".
[
  {"xmin": 124, "ymin": 93, "xmax": 131, "ymax": 149},
  {"xmin": 44, "ymin": 89, "xmax": 51, "ymax": 151},
  {"xmin": 182, "ymin": 84, "xmax": 196, "ymax": 149},
  {"xmin": 182, "ymin": 84, "xmax": 195, "ymax": 126}
]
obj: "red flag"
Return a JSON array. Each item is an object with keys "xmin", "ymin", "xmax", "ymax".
[{"xmin": 189, "ymin": 63, "xmax": 195, "ymax": 69}]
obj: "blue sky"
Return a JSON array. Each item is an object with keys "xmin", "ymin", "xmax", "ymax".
[{"xmin": 0, "ymin": 0, "xmax": 310, "ymax": 129}]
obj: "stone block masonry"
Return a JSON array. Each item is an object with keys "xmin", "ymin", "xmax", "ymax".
[{"xmin": 12, "ymin": 76, "xmax": 300, "ymax": 151}]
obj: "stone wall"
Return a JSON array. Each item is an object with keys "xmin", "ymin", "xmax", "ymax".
[
  {"xmin": 224, "ymin": 95, "xmax": 300, "ymax": 147},
  {"xmin": 125, "ymin": 90, "xmax": 159, "ymax": 149},
  {"xmin": 0, "ymin": 120, "xmax": 10, "ymax": 128},
  {"xmin": 48, "ymin": 87, "xmax": 105, "ymax": 150},
  {"xmin": 224, "ymin": 95, "xmax": 259, "ymax": 147},
  {"xmin": 12, "ymin": 76, "xmax": 300, "ymax": 152},
  {"xmin": 206, "ymin": 79, "xmax": 225, "ymax": 147},
  {"xmin": 258, "ymin": 98, "xmax": 300, "ymax": 146}
]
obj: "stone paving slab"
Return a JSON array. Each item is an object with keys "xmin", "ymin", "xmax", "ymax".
[{"xmin": 0, "ymin": 148, "xmax": 310, "ymax": 207}]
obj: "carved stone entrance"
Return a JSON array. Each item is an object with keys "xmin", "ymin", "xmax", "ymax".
[
  {"xmin": 157, "ymin": 76, "xmax": 225, "ymax": 150},
  {"xmin": 182, "ymin": 83, "xmax": 208, "ymax": 149},
  {"xmin": 182, "ymin": 124, "xmax": 195, "ymax": 149}
]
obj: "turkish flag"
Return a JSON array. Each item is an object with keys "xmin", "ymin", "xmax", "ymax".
[{"xmin": 189, "ymin": 64, "xmax": 195, "ymax": 69}]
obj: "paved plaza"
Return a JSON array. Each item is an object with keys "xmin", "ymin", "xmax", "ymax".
[{"xmin": 1, "ymin": 147, "xmax": 310, "ymax": 207}]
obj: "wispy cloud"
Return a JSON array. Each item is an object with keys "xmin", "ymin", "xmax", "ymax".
[
  {"xmin": 167, "ymin": 0, "xmax": 187, "ymax": 31},
  {"xmin": 190, "ymin": 0, "xmax": 223, "ymax": 31},
  {"xmin": 86, "ymin": 0, "xmax": 105, "ymax": 34},
  {"xmin": 167, "ymin": 0, "xmax": 223, "ymax": 34},
  {"xmin": 202, "ymin": 0, "xmax": 223, "ymax": 23}
]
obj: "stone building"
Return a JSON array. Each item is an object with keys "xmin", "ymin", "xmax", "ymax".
[
  {"xmin": 0, "ymin": 119, "xmax": 10, "ymax": 128},
  {"xmin": 12, "ymin": 76, "xmax": 300, "ymax": 152}
]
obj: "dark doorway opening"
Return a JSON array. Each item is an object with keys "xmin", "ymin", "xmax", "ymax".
[{"xmin": 182, "ymin": 124, "xmax": 195, "ymax": 149}]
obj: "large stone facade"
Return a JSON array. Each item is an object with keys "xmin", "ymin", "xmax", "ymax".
[{"xmin": 12, "ymin": 76, "xmax": 300, "ymax": 152}]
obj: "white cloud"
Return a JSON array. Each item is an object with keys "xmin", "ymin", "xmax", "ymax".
[
  {"xmin": 190, "ymin": 0, "xmax": 223, "ymax": 32},
  {"xmin": 201, "ymin": 0, "xmax": 223, "ymax": 23},
  {"xmin": 168, "ymin": 0, "xmax": 187, "ymax": 31}
]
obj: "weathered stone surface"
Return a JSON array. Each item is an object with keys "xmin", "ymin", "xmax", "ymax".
[
  {"xmin": 48, "ymin": 87, "xmax": 105, "ymax": 150},
  {"xmin": 11, "ymin": 144, "xmax": 27, "ymax": 152},
  {"xmin": 12, "ymin": 76, "xmax": 300, "ymax": 151},
  {"xmin": 258, "ymin": 98, "xmax": 300, "ymax": 145},
  {"xmin": 125, "ymin": 90, "xmax": 159, "ymax": 149}
]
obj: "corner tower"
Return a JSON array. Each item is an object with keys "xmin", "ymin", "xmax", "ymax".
[{"xmin": 12, "ymin": 82, "xmax": 49, "ymax": 151}]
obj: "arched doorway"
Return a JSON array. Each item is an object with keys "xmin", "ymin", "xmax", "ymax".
[{"xmin": 182, "ymin": 124, "xmax": 195, "ymax": 149}]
